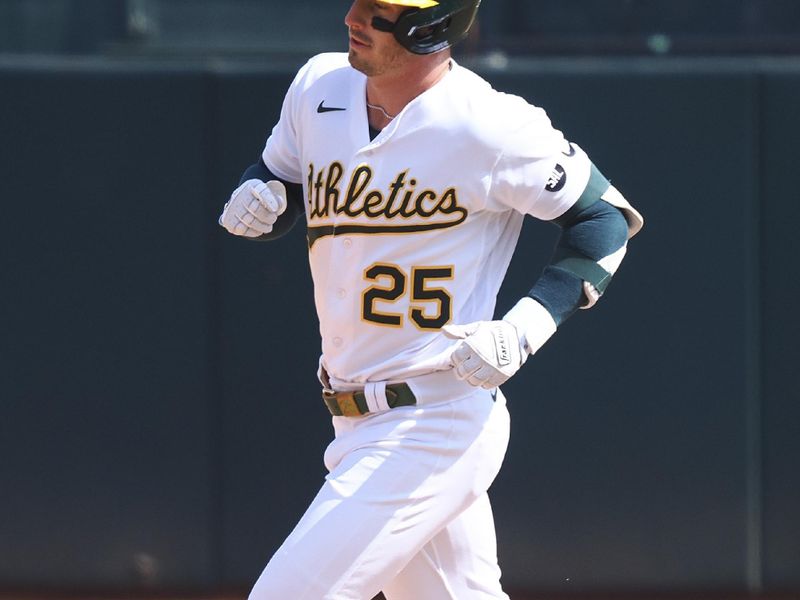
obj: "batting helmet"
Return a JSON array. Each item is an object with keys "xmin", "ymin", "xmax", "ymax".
[{"xmin": 371, "ymin": 0, "xmax": 482, "ymax": 55}]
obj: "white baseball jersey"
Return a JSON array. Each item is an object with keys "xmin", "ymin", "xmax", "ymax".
[{"xmin": 263, "ymin": 52, "xmax": 593, "ymax": 384}]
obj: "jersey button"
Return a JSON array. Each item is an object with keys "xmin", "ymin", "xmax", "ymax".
[
  {"xmin": 333, "ymin": 337, "xmax": 343, "ymax": 348},
  {"xmin": 337, "ymin": 288, "xmax": 346, "ymax": 299},
  {"xmin": 343, "ymin": 238, "xmax": 353, "ymax": 249}
]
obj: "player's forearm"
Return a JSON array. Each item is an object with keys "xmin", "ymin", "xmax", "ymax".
[
  {"xmin": 531, "ymin": 199, "xmax": 630, "ymax": 325},
  {"xmin": 447, "ymin": 202, "xmax": 629, "ymax": 388},
  {"xmin": 502, "ymin": 199, "xmax": 630, "ymax": 359}
]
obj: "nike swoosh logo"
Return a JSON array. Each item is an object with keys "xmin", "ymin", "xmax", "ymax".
[
  {"xmin": 317, "ymin": 101, "xmax": 346, "ymax": 113},
  {"xmin": 562, "ymin": 142, "xmax": 577, "ymax": 157}
]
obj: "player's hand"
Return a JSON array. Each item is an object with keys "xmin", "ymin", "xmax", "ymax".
[
  {"xmin": 219, "ymin": 179, "xmax": 287, "ymax": 238},
  {"xmin": 442, "ymin": 320, "xmax": 527, "ymax": 389}
]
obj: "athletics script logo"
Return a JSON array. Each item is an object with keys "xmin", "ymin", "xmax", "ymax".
[{"xmin": 306, "ymin": 161, "xmax": 468, "ymax": 248}]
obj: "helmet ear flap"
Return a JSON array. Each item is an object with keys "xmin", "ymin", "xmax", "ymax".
[
  {"xmin": 410, "ymin": 15, "xmax": 452, "ymax": 44},
  {"xmin": 370, "ymin": 0, "xmax": 480, "ymax": 55}
]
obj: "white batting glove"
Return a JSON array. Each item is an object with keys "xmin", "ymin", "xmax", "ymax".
[
  {"xmin": 219, "ymin": 179, "xmax": 287, "ymax": 238},
  {"xmin": 443, "ymin": 320, "xmax": 527, "ymax": 389},
  {"xmin": 444, "ymin": 298, "xmax": 559, "ymax": 389}
]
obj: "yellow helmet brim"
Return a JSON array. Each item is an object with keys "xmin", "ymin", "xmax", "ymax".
[{"xmin": 380, "ymin": 0, "xmax": 439, "ymax": 8}]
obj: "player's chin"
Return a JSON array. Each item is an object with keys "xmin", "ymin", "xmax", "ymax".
[{"xmin": 348, "ymin": 51, "xmax": 374, "ymax": 76}]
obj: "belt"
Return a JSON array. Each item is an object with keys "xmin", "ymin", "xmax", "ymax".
[{"xmin": 322, "ymin": 383, "xmax": 417, "ymax": 417}]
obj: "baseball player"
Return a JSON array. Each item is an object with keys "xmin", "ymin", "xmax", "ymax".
[{"xmin": 219, "ymin": 0, "xmax": 643, "ymax": 598}]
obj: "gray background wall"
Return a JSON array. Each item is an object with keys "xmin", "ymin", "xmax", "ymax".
[{"xmin": 1, "ymin": 56, "xmax": 798, "ymax": 596}]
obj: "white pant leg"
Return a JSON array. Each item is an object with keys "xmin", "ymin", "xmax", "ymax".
[
  {"xmin": 248, "ymin": 388, "xmax": 510, "ymax": 600},
  {"xmin": 383, "ymin": 492, "xmax": 510, "ymax": 600}
]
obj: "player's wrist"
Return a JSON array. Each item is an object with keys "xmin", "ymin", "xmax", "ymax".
[{"xmin": 502, "ymin": 297, "xmax": 557, "ymax": 356}]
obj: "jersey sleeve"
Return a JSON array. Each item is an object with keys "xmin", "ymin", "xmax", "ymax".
[
  {"xmin": 261, "ymin": 59, "xmax": 316, "ymax": 185},
  {"xmin": 487, "ymin": 96, "xmax": 593, "ymax": 221}
]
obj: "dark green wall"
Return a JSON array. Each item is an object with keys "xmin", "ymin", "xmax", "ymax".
[
  {"xmin": 0, "ymin": 57, "xmax": 797, "ymax": 594},
  {"xmin": 760, "ymin": 74, "xmax": 800, "ymax": 590}
]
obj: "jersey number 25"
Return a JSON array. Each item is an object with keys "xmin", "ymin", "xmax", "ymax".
[{"xmin": 362, "ymin": 263, "xmax": 453, "ymax": 330}]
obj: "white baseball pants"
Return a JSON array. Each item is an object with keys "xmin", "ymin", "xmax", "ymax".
[{"xmin": 248, "ymin": 386, "xmax": 511, "ymax": 600}]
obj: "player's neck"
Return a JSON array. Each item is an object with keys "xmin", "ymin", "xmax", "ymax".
[{"xmin": 366, "ymin": 51, "xmax": 451, "ymax": 130}]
